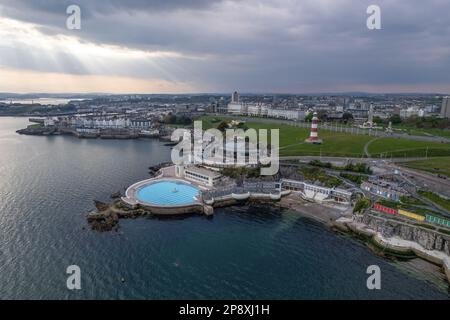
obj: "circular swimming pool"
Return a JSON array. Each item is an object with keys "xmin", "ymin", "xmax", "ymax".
[{"xmin": 136, "ymin": 180, "xmax": 200, "ymax": 206}]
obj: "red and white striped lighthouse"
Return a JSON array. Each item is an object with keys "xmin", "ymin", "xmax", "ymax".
[{"xmin": 305, "ymin": 112, "xmax": 322, "ymax": 144}]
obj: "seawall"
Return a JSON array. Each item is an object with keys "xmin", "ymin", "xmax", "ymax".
[{"xmin": 334, "ymin": 216, "xmax": 450, "ymax": 285}]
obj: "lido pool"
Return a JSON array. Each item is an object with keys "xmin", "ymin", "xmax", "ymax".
[{"xmin": 136, "ymin": 180, "xmax": 200, "ymax": 206}]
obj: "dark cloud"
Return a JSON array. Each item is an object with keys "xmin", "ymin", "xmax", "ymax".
[
  {"xmin": 0, "ymin": 0, "xmax": 450, "ymax": 93},
  {"xmin": 1, "ymin": 0, "xmax": 220, "ymax": 15}
]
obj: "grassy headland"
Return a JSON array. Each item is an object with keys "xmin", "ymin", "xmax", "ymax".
[{"xmin": 196, "ymin": 116, "xmax": 450, "ymax": 158}]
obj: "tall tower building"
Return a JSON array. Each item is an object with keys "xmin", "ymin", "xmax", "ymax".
[
  {"xmin": 231, "ymin": 91, "xmax": 240, "ymax": 103},
  {"xmin": 441, "ymin": 96, "xmax": 450, "ymax": 119},
  {"xmin": 368, "ymin": 104, "xmax": 374, "ymax": 125},
  {"xmin": 305, "ymin": 112, "xmax": 322, "ymax": 144}
]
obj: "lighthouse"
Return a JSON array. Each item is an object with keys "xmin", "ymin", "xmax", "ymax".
[{"xmin": 305, "ymin": 112, "xmax": 323, "ymax": 144}]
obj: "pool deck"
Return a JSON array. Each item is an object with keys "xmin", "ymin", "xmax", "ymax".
[
  {"xmin": 122, "ymin": 165, "xmax": 210, "ymax": 212},
  {"xmin": 120, "ymin": 165, "xmax": 288, "ymax": 215}
]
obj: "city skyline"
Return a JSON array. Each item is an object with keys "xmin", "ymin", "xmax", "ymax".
[{"xmin": 1, "ymin": 0, "xmax": 450, "ymax": 94}]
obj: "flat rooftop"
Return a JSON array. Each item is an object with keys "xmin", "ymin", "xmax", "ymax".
[{"xmin": 185, "ymin": 166, "xmax": 222, "ymax": 178}]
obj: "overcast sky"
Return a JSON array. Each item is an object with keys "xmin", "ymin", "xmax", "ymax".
[{"xmin": 0, "ymin": 0, "xmax": 449, "ymax": 94}]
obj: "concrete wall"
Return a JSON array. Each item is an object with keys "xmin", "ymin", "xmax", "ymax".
[{"xmin": 140, "ymin": 203, "xmax": 204, "ymax": 215}]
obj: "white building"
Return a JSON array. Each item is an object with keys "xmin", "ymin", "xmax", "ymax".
[
  {"xmin": 260, "ymin": 104, "xmax": 269, "ymax": 117},
  {"xmin": 44, "ymin": 117, "xmax": 57, "ymax": 127},
  {"xmin": 201, "ymin": 140, "xmax": 260, "ymax": 167},
  {"xmin": 227, "ymin": 99, "xmax": 304, "ymax": 121},
  {"xmin": 280, "ymin": 179, "xmax": 352, "ymax": 204},
  {"xmin": 399, "ymin": 106, "xmax": 424, "ymax": 119},
  {"xmin": 176, "ymin": 165, "xmax": 222, "ymax": 187},
  {"xmin": 130, "ymin": 118, "xmax": 151, "ymax": 129},
  {"xmin": 246, "ymin": 104, "xmax": 262, "ymax": 116},
  {"xmin": 267, "ymin": 108, "xmax": 305, "ymax": 120},
  {"xmin": 66, "ymin": 116, "xmax": 152, "ymax": 130},
  {"xmin": 227, "ymin": 102, "xmax": 246, "ymax": 115}
]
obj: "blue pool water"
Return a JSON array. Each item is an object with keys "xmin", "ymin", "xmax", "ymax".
[{"xmin": 137, "ymin": 180, "xmax": 200, "ymax": 206}]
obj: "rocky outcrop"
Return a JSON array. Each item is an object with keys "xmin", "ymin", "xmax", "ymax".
[
  {"xmin": 110, "ymin": 191, "xmax": 122, "ymax": 199},
  {"xmin": 94, "ymin": 200, "xmax": 110, "ymax": 212},
  {"xmin": 203, "ymin": 205, "xmax": 214, "ymax": 216},
  {"xmin": 16, "ymin": 127, "xmax": 55, "ymax": 135},
  {"xmin": 148, "ymin": 162, "xmax": 172, "ymax": 176},
  {"xmin": 87, "ymin": 200, "xmax": 151, "ymax": 231},
  {"xmin": 355, "ymin": 214, "xmax": 450, "ymax": 256},
  {"xmin": 87, "ymin": 210, "xmax": 119, "ymax": 232}
]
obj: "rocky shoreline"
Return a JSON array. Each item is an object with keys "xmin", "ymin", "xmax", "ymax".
[
  {"xmin": 16, "ymin": 126, "xmax": 56, "ymax": 136},
  {"xmin": 354, "ymin": 213, "xmax": 450, "ymax": 256},
  {"xmin": 274, "ymin": 196, "xmax": 450, "ymax": 287},
  {"xmin": 333, "ymin": 214, "xmax": 450, "ymax": 285},
  {"xmin": 148, "ymin": 162, "xmax": 173, "ymax": 176}
]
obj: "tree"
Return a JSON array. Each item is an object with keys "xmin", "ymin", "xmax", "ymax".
[
  {"xmin": 304, "ymin": 113, "xmax": 313, "ymax": 122},
  {"xmin": 318, "ymin": 111, "xmax": 328, "ymax": 121},
  {"xmin": 163, "ymin": 114, "xmax": 177, "ymax": 124},
  {"xmin": 217, "ymin": 121, "xmax": 229, "ymax": 132},
  {"xmin": 342, "ymin": 112, "xmax": 354, "ymax": 122},
  {"xmin": 176, "ymin": 115, "xmax": 192, "ymax": 125},
  {"xmin": 389, "ymin": 114, "xmax": 402, "ymax": 125},
  {"xmin": 353, "ymin": 197, "xmax": 371, "ymax": 213},
  {"xmin": 373, "ymin": 116, "xmax": 383, "ymax": 124}
]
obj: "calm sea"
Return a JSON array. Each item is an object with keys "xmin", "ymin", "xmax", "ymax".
[{"xmin": 0, "ymin": 117, "xmax": 448, "ymax": 299}]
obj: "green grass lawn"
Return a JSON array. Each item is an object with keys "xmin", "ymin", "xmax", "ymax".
[
  {"xmin": 368, "ymin": 138, "xmax": 450, "ymax": 158},
  {"xmin": 422, "ymin": 128, "xmax": 450, "ymax": 138},
  {"xmin": 392, "ymin": 125, "xmax": 450, "ymax": 139},
  {"xmin": 27, "ymin": 123, "xmax": 44, "ymax": 129},
  {"xmin": 280, "ymin": 130, "xmax": 371, "ymax": 157},
  {"xmin": 197, "ymin": 115, "xmax": 371, "ymax": 157},
  {"xmin": 298, "ymin": 167, "xmax": 342, "ymax": 188},
  {"xmin": 401, "ymin": 157, "xmax": 450, "ymax": 178},
  {"xmin": 196, "ymin": 116, "xmax": 450, "ymax": 158}
]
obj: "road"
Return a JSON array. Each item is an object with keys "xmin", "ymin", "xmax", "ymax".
[
  {"xmin": 389, "ymin": 163, "xmax": 450, "ymax": 198},
  {"xmin": 363, "ymin": 138, "xmax": 381, "ymax": 158}
]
